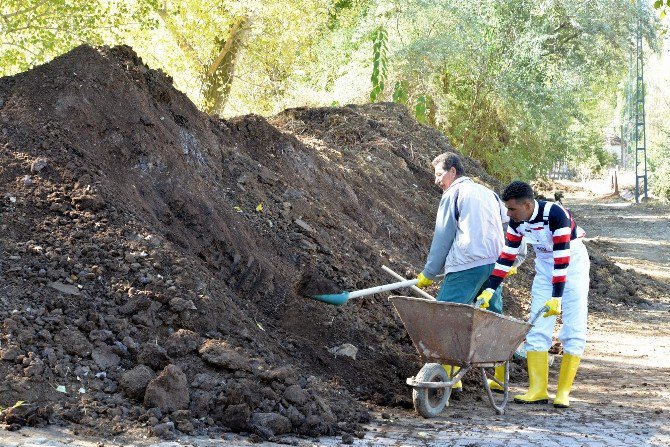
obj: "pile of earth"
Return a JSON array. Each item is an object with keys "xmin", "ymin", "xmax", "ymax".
[{"xmin": 0, "ymin": 44, "xmax": 666, "ymax": 442}]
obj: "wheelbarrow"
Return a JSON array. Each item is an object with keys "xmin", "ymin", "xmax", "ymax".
[{"xmin": 389, "ymin": 296, "xmax": 547, "ymax": 417}]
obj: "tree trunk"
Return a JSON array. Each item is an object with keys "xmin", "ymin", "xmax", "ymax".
[{"xmin": 201, "ymin": 16, "xmax": 247, "ymax": 115}]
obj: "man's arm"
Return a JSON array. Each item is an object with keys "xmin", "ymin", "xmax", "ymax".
[
  {"xmin": 421, "ymin": 192, "xmax": 458, "ymax": 279},
  {"xmin": 548, "ymin": 203, "xmax": 572, "ymax": 300},
  {"xmin": 483, "ymin": 224, "xmax": 524, "ymax": 292}
]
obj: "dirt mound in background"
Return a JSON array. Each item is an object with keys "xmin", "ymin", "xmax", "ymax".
[{"xmin": 0, "ymin": 45, "xmax": 665, "ymax": 441}]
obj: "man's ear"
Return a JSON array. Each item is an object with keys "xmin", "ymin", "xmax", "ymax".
[{"xmin": 525, "ymin": 200, "xmax": 534, "ymax": 211}]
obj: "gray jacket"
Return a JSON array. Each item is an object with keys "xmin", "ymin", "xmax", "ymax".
[{"xmin": 422, "ymin": 177, "xmax": 509, "ymax": 277}]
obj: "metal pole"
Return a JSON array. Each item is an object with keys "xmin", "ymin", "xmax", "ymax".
[{"xmin": 634, "ymin": 16, "xmax": 648, "ymax": 202}]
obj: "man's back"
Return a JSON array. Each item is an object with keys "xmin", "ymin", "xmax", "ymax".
[{"xmin": 443, "ymin": 178, "xmax": 506, "ymax": 273}]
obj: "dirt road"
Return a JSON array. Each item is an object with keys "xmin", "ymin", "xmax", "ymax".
[{"xmin": 4, "ymin": 189, "xmax": 670, "ymax": 446}]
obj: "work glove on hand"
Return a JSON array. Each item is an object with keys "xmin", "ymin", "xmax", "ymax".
[
  {"xmin": 416, "ymin": 272, "xmax": 434, "ymax": 288},
  {"xmin": 507, "ymin": 266, "xmax": 518, "ymax": 276},
  {"xmin": 543, "ymin": 298, "xmax": 562, "ymax": 317},
  {"xmin": 476, "ymin": 289, "xmax": 493, "ymax": 309}
]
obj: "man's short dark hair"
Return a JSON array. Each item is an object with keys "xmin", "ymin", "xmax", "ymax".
[
  {"xmin": 502, "ymin": 180, "xmax": 534, "ymax": 202},
  {"xmin": 431, "ymin": 153, "xmax": 465, "ymax": 176}
]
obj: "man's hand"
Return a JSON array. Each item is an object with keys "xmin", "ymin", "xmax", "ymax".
[
  {"xmin": 476, "ymin": 289, "xmax": 493, "ymax": 309},
  {"xmin": 543, "ymin": 298, "xmax": 562, "ymax": 317},
  {"xmin": 416, "ymin": 272, "xmax": 434, "ymax": 288},
  {"xmin": 507, "ymin": 266, "xmax": 518, "ymax": 276}
]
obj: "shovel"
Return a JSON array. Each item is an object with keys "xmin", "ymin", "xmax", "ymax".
[{"xmin": 309, "ymin": 278, "xmax": 422, "ymax": 306}]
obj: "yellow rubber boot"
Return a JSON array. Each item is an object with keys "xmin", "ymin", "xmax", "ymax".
[
  {"xmin": 443, "ymin": 364, "xmax": 462, "ymax": 392},
  {"xmin": 553, "ymin": 353, "xmax": 581, "ymax": 408},
  {"xmin": 488, "ymin": 364, "xmax": 506, "ymax": 394},
  {"xmin": 513, "ymin": 351, "xmax": 549, "ymax": 404}
]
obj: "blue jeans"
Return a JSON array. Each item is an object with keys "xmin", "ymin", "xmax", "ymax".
[{"xmin": 435, "ymin": 264, "xmax": 503, "ymax": 314}]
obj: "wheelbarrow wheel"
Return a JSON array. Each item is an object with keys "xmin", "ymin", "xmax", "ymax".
[{"xmin": 413, "ymin": 363, "xmax": 451, "ymax": 418}]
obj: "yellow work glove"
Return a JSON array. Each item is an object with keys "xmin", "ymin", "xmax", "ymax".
[
  {"xmin": 416, "ymin": 272, "xmax": 434, "ymax": 288},
  {"xmin": 543, "ymin": 298, "xmax": 562, "ymax": 317},
  {"xmin": 476, "ymin": 289, "xmax": 493, "ymax": 309},
  {"xmin": 508, "ymin": 266, "xmax": 518, "ymax": 276}
]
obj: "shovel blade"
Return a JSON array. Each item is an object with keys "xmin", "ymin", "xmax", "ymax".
[{"xmin": 308, "ymin": 292, "xmax": 350, "ymax": 306}]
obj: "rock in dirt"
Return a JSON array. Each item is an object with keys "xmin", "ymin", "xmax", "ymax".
[
  {"xmin": 92, "ymin": 345, "xmax": 121, "ymax": 370},
  {"xmin": 283, "ymin": 384, "xmax": 309, "ymax": 406},
  {"xmin": 0, "ymin": 403, "xmax": 53, "ymax": 428},
  {"xmin": 143, "ymin": 364, "xmax": 190, "ymax": 413},
  {"xmin": 328, "ymin": 343, "xmax": 358, "ymax": 360},
  {"xmin": 48, "ymin": 282, "xmax": 81, "ymax": 296},
  {"xmin": 251, "ymin": 412, "xmax": 292, "ymax": 438},
  {"xmin": 30, "ymin": 158, "xmax": 48, "ymax": 173},
  {"xmin": 120, "ymin": 365, "xmax": 156, "ymax": 401},
  {"xmin": 220, "ymin": 403, "xmax": 251, "ymax": 432},
  {"xmin": 165, "ymin": 329, "xmax": 201, "ymax": 357},
  {"xmin": 137, "ymin": 343, "xmax": 171, "ymax": 371},
  {"xmin": 198, "ymin": 339, "xmax": 252, "ymax": 371},
  {"xmin": 60, "ymin": 328, "xmax": 92, "ymax": 357}
]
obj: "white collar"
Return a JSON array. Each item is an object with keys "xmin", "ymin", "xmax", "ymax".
[{"xmin": 528, "ymin": 199, "xmax": 539, "ymax": 221}]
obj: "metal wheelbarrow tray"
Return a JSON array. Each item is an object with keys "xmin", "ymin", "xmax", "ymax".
[{"xmin": 389, "ymin": 296, "xmax": 533, "ymax": 417}]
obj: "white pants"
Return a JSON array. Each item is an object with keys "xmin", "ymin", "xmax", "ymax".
[{"xmin": 526, "ymin": 241, "xmax": 590, "ymax": 356}]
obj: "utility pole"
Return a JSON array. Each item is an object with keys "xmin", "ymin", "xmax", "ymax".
[
  {"xmin": 626, "ymin": 46, "xmax": 635, "ymax": 172},
  {"xmin": 634, "ymin": 19, "xmax": 648, "ymax": 203}
]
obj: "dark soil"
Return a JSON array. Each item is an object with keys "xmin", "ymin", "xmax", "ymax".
[{"xmin": 1, "ymin": 45, "xmax": 667, "ymax": 442}]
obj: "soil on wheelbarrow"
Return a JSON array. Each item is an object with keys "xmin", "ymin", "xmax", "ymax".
[{"xmin": 1, "ymin": 44, "xmax": 668, "ymax": 443}]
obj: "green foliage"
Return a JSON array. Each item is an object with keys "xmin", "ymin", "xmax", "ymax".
[
  {"xmin": 654, "ymin": 0, "xmax": 670, "ymax": 19},
  {"xmin": 1, "ymin": 0, "xmax": 663, "ymax": 183},
  {"xmin": 649, "ymin": 125, "xmax": 670, "ymax": 201},
  {"xmin": 370, "ymin": 26, "xmax": 388, "ymax": 102},
  {"xmin": 378, "ymin": 0, "xmax": 659, "ymax": 180},
  {"xmin": 415, "ymin": 96, "xmax": 428, "ymax": 124},
  {"xmin": 0, "ymin": 1, "xmax": 158, "ymax": 74},
  {"xmin": 650, "ymin": 159, "xmax": 670, "ymax": 201},
  {"xmin": 392, "ymin": 80, "xmax": 409, "ymax": 104}
]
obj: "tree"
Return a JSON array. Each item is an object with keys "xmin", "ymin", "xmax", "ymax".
[
  {"xmin": 151, "ymin": 1, "xmax": 252, "ymax": 115},
  {"xmin": 0, "ymin": 0, "xmax": 157, "ymax": 75},
  {"xmin": 1, "ymin": 0, "xmax": 663, "ymax": 181},
  {"xmin": 364, "ymin": 0, "xmax": 660, "ymax": 180}
]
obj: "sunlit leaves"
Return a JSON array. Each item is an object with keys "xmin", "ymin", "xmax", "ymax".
[
  {"xmin": 370, "ymin": 26, "xmax": 388, "ymax": 102},
  {"xmin": 392, "ymin": 80, "xmax": 408, "ymax": 104},
  {"xmin": 0, "ymin": 0, "xmax": 157, "ymax": 74},
  {"xmin": 374, "ymin": 0, "xmax": 659, "ymax": 180},
  {"xmin": 415, "ymin": 96, "xmax": 428, "ymax": 124}
]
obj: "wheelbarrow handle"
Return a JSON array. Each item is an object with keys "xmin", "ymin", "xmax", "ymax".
[
  {"xmin": 347, "ymin": 279, "xmax": 421, "ymax": 299},
  {"xmin": 530, "ymin": 305, "xmax": 551, "ymax": 325},
  {"xmin": 381, "ymin": 265, "xmax": 436, "ymax": 300},
  {"xmin": 472, "ymin": 300, "xmax": 550, "ymax": 326}
]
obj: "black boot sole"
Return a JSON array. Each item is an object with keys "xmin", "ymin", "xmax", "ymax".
[
  {"xmin": 513, "ymin": 398, "xmax": 549, "ymax": 404},
  {"xmin": 553, "ymin": 403, "xmax": 569, "ymax": 408}
]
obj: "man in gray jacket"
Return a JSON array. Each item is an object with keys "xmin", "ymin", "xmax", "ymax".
[
  {"xmin": 416, "ymin": 152, "xmax": 510, "ymax": 391},
  {"xmin": 416, "ymin": 152, "xmax": 509, "ymax": 311}
]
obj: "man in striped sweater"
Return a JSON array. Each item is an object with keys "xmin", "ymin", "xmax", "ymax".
[{"xmin": 477, "ymin": 180, "xmax": 590, "ymax": 408}]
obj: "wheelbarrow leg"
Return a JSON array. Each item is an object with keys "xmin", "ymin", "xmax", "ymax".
[{"xmin": 481, "ymin": 361, "xmax": 509, "ymax": 415}]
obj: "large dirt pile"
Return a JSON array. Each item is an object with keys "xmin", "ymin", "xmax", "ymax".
[
  {"xmin": 1, "ymin": 45, "xmax": 665, "ymax": 441},
  {"xmin": 0, "ymin": 44, "xmax": 501, "ymax": 440}
]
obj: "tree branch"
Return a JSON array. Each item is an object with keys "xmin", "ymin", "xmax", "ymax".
[
  {"xmin": 155, "ymin": 5, "xmax": 203, "ymax": 67},
  {"xmin": 206, "ymin": 16, "xmax": 247, "ymax": 77},
  {"xmin": 1, "ymin": 1, "xmax": 47, "ymax": 20},
  {"xmin": 0, "ymin": 40, "xmax": 40, "ymax": 57}
]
